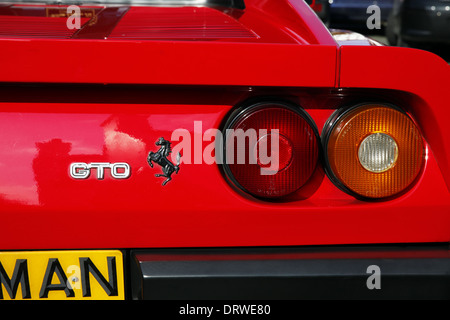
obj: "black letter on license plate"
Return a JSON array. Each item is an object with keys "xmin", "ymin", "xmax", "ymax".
[
  {"xmin": 0, "ymin": 259, "xmax": 31, "ymax": 299},
  {"xmin": 39, "ymin": 258, "xmax": 75, "ymax": 298},
  {"xmin": 79, "ymin": 257, "xmax": 118, "ymax": 297}
]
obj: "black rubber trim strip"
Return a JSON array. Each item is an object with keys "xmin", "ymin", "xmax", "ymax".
[{"xmin": 130, "ymin": 245, "xmax": 450, "ymax": 300}]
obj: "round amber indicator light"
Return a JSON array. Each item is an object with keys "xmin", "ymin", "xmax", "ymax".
[{"xmin": 325, "ymin": 105, "xmax": 425, "ymax": 199}]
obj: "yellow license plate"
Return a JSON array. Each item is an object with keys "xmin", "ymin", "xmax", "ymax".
[{"xmin": 0, "ymin": 250, "xmax": 124, "ymax": 300}]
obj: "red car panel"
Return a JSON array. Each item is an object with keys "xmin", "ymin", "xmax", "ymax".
[{"xmin": 0, "ymin": 0, "xmax": 448, "ymax": 252}]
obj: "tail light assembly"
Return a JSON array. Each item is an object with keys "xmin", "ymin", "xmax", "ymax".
[
  {"xmin": 322, "ymin": 103, "xmax": 425, "ymax": 199},
  {"xmin": 222, "ymin": 101, "xmax": 425, "ymax": 201},
  {"xmin": 222, "ymin": 102, "xmax": 320, "ymax": 199}
]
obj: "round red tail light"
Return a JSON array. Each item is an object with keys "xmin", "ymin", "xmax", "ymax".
[{"xmin": 223, "ymin": 102, "xmax": 320, "ymax": 199}]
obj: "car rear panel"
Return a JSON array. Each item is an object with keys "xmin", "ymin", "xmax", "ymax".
[
  {"xmin": 0, "ymin": 0, "xmax": 449, "ymax": 301},
  {"xmin": 0, "ymin": 82, "xmax": 449, "ymax": 250},
  {"xmin": 0, "ymin": 2, "xmax": 449, "ymax": 251}
]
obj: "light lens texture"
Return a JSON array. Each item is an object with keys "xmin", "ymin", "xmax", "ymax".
[
  {"xmin": 326, "ymin": 105, "xmax": 424, "ymax": 199},
  {"xmin": 225, "ymin": 104, "xmax": 319, "ymax": 199}
]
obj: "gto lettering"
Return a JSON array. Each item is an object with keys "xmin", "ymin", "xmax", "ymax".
[{"xmin": 70, "ymin": 162, "xmax": 130, "ymax": 180}]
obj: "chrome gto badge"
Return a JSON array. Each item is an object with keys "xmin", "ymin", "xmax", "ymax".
[
  {"xmin": 70, "ymin": 162, "xmax": 131, "ymax": 180},
  {"xmin": 147, "ymin": 137, "xmax": 181, "ymax": 186}
]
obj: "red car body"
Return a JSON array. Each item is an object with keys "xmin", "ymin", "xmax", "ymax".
[{"xmin": 0, "ymin": 0, "xmax": 449, "ymax": 300}]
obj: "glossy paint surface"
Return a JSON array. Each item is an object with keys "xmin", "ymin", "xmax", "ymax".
[
  {"xmin": 0, "ymin": 1, "xmax": 334, "ymax": 43},
  {"xmin": 0, "ymin": 40, "xmax": 338, "ymax": 86},
  {"xmin": 0, "ymin": 96, "xmax": 449, "ymax": 250},
  {"xmin": 0, "ymin": 1, "xmax": 337, "ymax": 86},
  {"xmin": 0, "ymin": 0, "xmax": 448, "ymax": 250}
]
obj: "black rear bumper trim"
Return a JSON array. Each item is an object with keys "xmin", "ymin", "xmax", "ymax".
[{"xmin": 130, "ymin": 245, "xmax": 450, "ymax": 300}]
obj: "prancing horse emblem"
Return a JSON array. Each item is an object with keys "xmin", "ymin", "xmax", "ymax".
[{"xmin": 147, "ymin": 137, "xmax": 181, "ymax": 186}]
